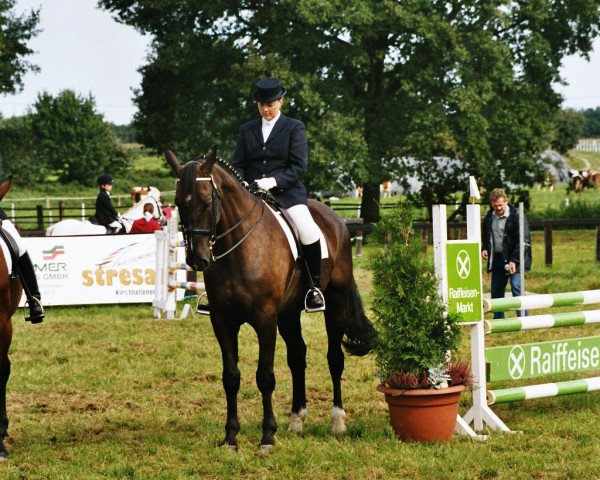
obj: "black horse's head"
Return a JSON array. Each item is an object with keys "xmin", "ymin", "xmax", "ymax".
[{"xmin": 165, "ymin": 147, "xmax": 220, "ymax": 271}]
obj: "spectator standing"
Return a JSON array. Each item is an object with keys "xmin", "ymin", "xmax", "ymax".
[{"xmin": 481, "ymin": 188, "xmax": 532, "ymax": 319}]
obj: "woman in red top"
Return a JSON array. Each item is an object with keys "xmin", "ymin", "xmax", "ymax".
[{"xmin": 130, "ymin": 203, "xmax": 161, "ymax": 233}]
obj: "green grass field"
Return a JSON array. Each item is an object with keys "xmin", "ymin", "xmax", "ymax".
[
  {"xmin": 2, "ymin": 147, "xmax": 600, "ymax": 478},
  {"xmin": 2, "ymin": 227, "xmax": 600, "ymax": 479}
]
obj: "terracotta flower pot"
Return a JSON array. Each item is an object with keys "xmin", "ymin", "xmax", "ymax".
[{"xmin": 377, "ymin": 384, "xmax": 466, "ymax": 442}]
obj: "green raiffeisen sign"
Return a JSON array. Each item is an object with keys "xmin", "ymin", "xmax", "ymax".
[
  {"xmin": 486, "ymin": 335, "xmax": 600, "ymax": 382},
  {"xmin": 445, "ymin": 241, "xmax": 483, "ymax": 322}
]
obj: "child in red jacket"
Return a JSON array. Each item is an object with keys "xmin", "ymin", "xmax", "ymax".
[{"xmin": 130, "ymin": 203, "xmax": 161, "ymax": 234}]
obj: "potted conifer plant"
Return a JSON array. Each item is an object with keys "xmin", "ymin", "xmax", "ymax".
[{"xmin": 371, "ymin": 204, "xmax": 470, "ymax": 442}]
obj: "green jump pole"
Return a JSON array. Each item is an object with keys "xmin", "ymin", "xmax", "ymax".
[
  {"xmin": 487, "ymin": 377, "xmax": 600, "ymax": 405},
  {"xmin": 484, "ymin": 290, "xmax": 600, "ymax": 313},
  {"xmin": 486, "ymin": 309, "xmax": 600, "ymax": 334}
]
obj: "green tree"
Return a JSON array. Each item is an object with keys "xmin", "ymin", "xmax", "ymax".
[
  {"xmin": 0, "ymin": 0, "xmax": 39, "ymax": 94},
  {"xmin": 30, "ymin": 90, "xmax": 130, "ymax": 185},
  {"xmin": 101, "ymin": 0, "xmax": 600, "ymax": 221},
  {"xmin": 0, "ymin": 114, "xmax": 46, "ymax": 184},
  {"xmin": 109, "ymin": 122, "xmax": 138, "ymax": 143},
  {"xmin": 582, "ymin": 107, "xmax": 600, "ymax": 137},
  {"xmin": 551, "ymin": 108, "xmax": 586, "ymax": 153}
]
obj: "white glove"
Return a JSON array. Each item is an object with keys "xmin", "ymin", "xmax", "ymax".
[{"xmin": 255, "ymin": 177, "xmax": 277, "ymax": 191}]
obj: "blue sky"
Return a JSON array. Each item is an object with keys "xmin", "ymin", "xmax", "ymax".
[{"xmin": 0, "ymin": 0, "xmax": 599, "ymax": 125}]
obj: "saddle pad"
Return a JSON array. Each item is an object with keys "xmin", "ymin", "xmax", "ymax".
[
  {"xmin": 264, "ymin": 203, "xmax": 329, "ymax": 260},
  {"xmin": 0, "ymin": 238, "xmax": 13, "ymax": 275}
]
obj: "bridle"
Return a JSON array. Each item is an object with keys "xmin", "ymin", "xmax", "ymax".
[{"xmin": 180, "ymin": 166, "xmax": 265, "ymax": 262}]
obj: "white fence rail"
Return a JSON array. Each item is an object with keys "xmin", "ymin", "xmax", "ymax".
[{"xmin": 576, "ymin": 139, "xmax": 600, "ymax": 152}]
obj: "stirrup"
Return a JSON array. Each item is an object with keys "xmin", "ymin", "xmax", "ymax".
[
  {"xmin": 196, "ymin": 292, "xmax": 210, "ymax": 316},
  {"xmin": 304, "ymin": 288, "xmax": 326, "ymax": 313},
  {"xmin": 25, "ymin": 297, "xmax": 45, "ymax": 324}
]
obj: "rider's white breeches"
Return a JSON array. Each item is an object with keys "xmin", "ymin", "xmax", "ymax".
[
  {"xmin": 109, "ymin": 220, "xmax": 123, "ymax": 232},
  {"xmin": 286, "ymin": 204, "xmax": 320, "ymax": 245},
  {"xmin": 1, "ymin": 220, "xmax": 27, "ymax": 256}
]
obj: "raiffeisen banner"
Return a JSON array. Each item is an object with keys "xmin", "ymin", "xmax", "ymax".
[{"xmin": 22, "ymin": 234, "xmax": 158, "ymax": 306}]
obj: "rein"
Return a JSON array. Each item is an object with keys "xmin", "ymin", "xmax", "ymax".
[{"xmin": 181, "ymin": 172, "xmax": 266, "ymax": 261}]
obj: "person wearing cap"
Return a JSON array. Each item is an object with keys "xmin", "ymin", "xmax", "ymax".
[
  {"xmin": 230, "ymin": 77, "xmax": 326, "ymax": 312},
  {"xmin": 94, "ymin": 173, "xmax": 123, "ymax": 234}
]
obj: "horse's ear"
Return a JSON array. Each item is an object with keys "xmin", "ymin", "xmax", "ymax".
[
  {"xmin": 164, "ymin": 148, "xmax": 183, "ymax": 178},
  {"xmin": 201, "ymin": 144, "xmax": 220, "ymax": 173},
  {"xmin": 0, "ymin": 175, "xmax": 13, "ymax": 202}
]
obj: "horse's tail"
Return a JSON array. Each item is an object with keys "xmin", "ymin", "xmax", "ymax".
[{"xmin": 342, "ymin": 277, "xmax": 378, "ymax": 356}]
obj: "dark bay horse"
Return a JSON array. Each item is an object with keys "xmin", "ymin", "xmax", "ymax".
[
  {"xmin": 0, "ymin": 176, "xmax": 24, "ymax": 459},
  {"xmin": 165, "ymin": 147, "xmax": 376, "ymax": 451}
]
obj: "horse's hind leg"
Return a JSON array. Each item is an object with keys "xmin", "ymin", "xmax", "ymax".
[
  {"xmin": 211, "ymin": 317, "xmax": 241, "ymax": 450},
  {"xmin": 277, "ymin": 311, "xmax": 307, "ymax": 434},
  {"xmin": 324, "ymin": 296, "xmax": 348, "ymax": 436}
]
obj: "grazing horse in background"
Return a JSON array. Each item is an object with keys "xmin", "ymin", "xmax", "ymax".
[
  {"xmin": 165, "ymin": 147, "xmax": 376, "ymax": 451},
  {"xmin": 0, "ymin": 176, "xmax": 24, "ymax": 459}
]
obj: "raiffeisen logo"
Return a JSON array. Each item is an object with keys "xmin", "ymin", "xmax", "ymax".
[{"xmin": 43, "ymin": 245, "xmax": 65, "ymax": 260}]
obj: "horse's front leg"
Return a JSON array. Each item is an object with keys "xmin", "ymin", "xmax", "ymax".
[
  {"xmin": 211, "ymin": 316, "xmax": 241, "ymax": 450},
  {"xmin": 0, "ymin": 322, "xmax": 12, "ymax": 460},
  {"xmin": 277, "ymin": 311, "xmax": 307, "ymax": 434},
  {"xmin": 253, "ymin": 317, "xmax": 278, "ymax": 451}
]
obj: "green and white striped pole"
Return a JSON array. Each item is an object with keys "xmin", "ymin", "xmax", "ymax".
[
  {"xmin": 484, "ymin": 290, "xmax": 600, "ymax": 313},
  {"xmin": 485, "ymin": 309, "xmax": 600, "ymax": 334},
  {"xmin": 488, "ymin": 377, "xmax": 600, "ymax": 405}
]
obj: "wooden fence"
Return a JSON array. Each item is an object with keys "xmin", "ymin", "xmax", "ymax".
[{"xmin": 7, "ymin": 201, "xmax": 600, "ymax": 266}]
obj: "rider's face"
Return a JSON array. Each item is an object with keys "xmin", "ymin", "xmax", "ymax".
[
  {"xmin": 103, "ymin": 183, "xmax": 113, "ymax": 192},
  {"xmin": 257, "ymin": 98, "xmax": 283, "ymax": 122}
]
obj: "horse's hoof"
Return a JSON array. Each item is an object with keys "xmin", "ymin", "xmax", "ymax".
[
  {"xmin": 258, "ymin": 444, "xmax": 274, "ymax": 454},
  {"xmin": 219, "ymin": 442, "xmax": 238, "ymax": 452},
  {"xmin": 331, "ymin": 406, "xmax": 347, "ymax": 436},
  {"xmin": 288, "ymin": 407, "xmax": 308, "ymax": 434}
]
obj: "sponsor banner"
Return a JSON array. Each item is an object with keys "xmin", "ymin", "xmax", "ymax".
[
  {"xmin": 445, "ymin": 241, "xmax": 483, "ymax": 322},
  {"xmin": 22, "ymin": 234, "xmax": 159, "ymax": 306},
  {"xmin": 486, "ymin": 335, "xmax": 600, "ymax": 382}
]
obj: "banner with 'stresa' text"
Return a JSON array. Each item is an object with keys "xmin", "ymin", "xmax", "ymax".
[{"xmin": 22, "ymin": 234, "xmax": 158, "ymax": 306}]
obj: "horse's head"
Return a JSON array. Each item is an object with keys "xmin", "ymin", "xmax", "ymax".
[
  {"xmin": 165, "ymin": 146, "xmax": 220, "ymax": 271},
  {"xmin": 0, "ymin": 176, "xmax": 13, "ymax": 202}
]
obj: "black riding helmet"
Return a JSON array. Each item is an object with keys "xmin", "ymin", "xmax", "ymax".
[{"xmin": 97, "ymin": 173, "xmax": 113, "ymax": 186}]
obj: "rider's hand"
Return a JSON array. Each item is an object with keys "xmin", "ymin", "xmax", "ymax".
[{"xmin": 255, "ymin": 177, "xmax": 277, "ymax": 191}]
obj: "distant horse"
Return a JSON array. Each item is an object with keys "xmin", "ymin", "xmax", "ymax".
[
  {"xmin": 0, "ymin": 176, "xmax": 24, "ymax": 459},
  {"xmin": 165, "ymin": 147, "xmax": 376, "ymax": 451},
  {"xmin": 583, "ymin": 170, "xmax": 600, "ymax": 189},
  {"xmin": 567, "ymin": 169, "xmax": 585, "ymax": 194},
  {"xmin": 46, "ymin": 186, "xmax": 163, "ymax": 236}
]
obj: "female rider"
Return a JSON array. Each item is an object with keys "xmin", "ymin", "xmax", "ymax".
[{"xmin": 231, "ymin": 77, "xmax": 325, "ymax": 312}]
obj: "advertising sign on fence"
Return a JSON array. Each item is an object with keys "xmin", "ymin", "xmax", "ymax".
[
  {"xmin": 445, "ymin": 240, "xmax": 483, "ymax": 322},
  {"xmin": 22, "ymin": 234, "xmax": 158, "ymax": 306},
  {"xmin": 486, "ymin": 335, "xmax": 600, "ymax": 382}
]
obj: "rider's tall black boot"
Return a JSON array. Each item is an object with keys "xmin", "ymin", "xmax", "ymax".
[
  {"xmin": 16, "ymin": 252, "xmax": 44, "ymax": 324},
  {"xmin": 302, "ymin": 240, "xmax": 326, "ymax": 312}
]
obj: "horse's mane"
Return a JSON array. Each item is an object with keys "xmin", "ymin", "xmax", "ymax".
[{"xmin": 184, "ymin": 154, "xmax": 251, "ymax": 193}]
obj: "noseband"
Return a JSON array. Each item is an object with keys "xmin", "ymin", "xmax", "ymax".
[{"xmin": 180, "ymin": 171, "xmax": 265, "ymax": 261}]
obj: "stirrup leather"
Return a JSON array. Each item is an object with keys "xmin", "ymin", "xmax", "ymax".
[{"xmin": 304, "ymin": 287, "xmax": 326, "ymax": 313}]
